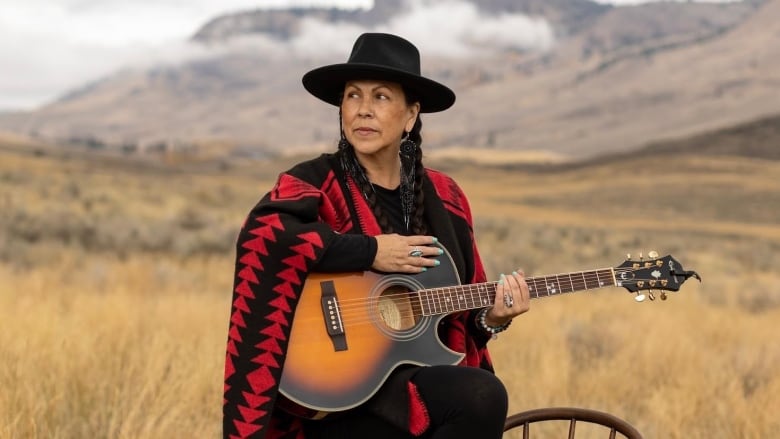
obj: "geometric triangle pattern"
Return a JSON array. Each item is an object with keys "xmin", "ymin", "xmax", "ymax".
[{"xmin": 224, "ymin": 178, "xmax": 330, "ymax": 438}]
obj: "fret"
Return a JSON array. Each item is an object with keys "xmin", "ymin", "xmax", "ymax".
[
  {"xmin": 455, "ymin": 287, "xmax": 468, "ymax": 311},
  {"xmin": 554, "ymin": 275, "xmax": 564, "ymax": 293},
  {"xmin": 477, "ymin": 283, "xmax": 492, "ymax": 308},
  {"xmin": 595, "ymin": 269, "xmax": 609, "ymax": 288},
  {"xmin": 465, "ymin": 285, "xmax": 474, "ymax": 309},
  {"xmin": 441, "ymin": 287, "xmax": 453, "ymax": 313},
  {"xmin": 545, "ymin": 276, "xmax": 559, "ymax": 295},
  {"xmin": 533, "ymin": 277, "xmax": 545, "ymax": 298},
  {"xmin": 581, "ymin": 271, "xmax": 590, "ymax": 290},
  {"xmin": 527, "ymin": 278, "xmax": 538, "ymax": 298},
  {"xmin": 531, "ymin": 277, "xmax": 546, "ymax": 296},
  {"xmin": 444, "ymin": 287, "xmax": 455, "ymax": 313},
  {"xmin": 445, "ymin": 287, "xmax": 458, "ymax": 313},
  {"xmin": 556, "ymin": 274, "xmax": 572, "ymax": 293},
  {"xmin": 419, "ymin": 268, "xmax": 619, "ymax": 316},
  {"xmin": 584, "ymin": 270, "xmax": 598, "ymax": 290},
  {"xmin": 422, "ymin": 289, "xmax": 434, "ymax": 315},
  {"xmin": 569, "ymin": 271, "xmax": 586, "ymax": 292},
  {"xmin": 431, "ymin": 288, "xmax": 441, "ymax": 314},
  {"xmin": 572, "ymin": 271, "xmax": 588, "ymax": 291},
  {"xmin": 433, "ymin": 288, "xmax": 443, "ymax": 314},
  {"xmin": 418, "ymin": 291, "xmax": 426, "ymax": 315}
]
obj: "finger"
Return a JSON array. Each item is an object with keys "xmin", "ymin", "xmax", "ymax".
[
  {"xmin": 507, "ymin": 271, "xmax": 525, "ymax": 297},
  {"xmin": 399, "ymin": 264, "xmax": 429, "ymax": 274},
  {"xmin": 406, "ymin": 235, "xmax": 439, "ymax": 247},
  {"xmin": 509, "ymin": 270, "xmax": 531, "ymax": 314},
  {"xmin": 494, "ymin": 274, "xmax": 511, "ymax": 313},
  {"xmin": 513, "ymin": 270, "xmax": 530, "ymax": 302},
  {"xmin": 407, "ymin": 242, "xmax": 443, "ymax": 258}
]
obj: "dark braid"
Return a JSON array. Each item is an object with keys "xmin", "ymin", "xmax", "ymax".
[{"xmin": 408, "ymin": 117, "xmax": 427, "ymax": 235}]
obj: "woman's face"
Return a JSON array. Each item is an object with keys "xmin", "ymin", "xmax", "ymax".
[{"xmin": 341, "ymin": 79, "xmax": 420, "ymax": 159}]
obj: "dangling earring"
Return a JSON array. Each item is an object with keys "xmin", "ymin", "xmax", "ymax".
[
  {"xmin": 338, "ymin": 131, "xmax": 356, "ymax": 177},
  {"xmin": 399, "ymin": 131, "xmax": 417, "ymax": 231},
  {"xmin": 337, "ymin": 117, "xmax": 374, "ymax": 201},
  {"xmin": 399, "ymin": 132, "xmax": 418, "ymax": 160}
]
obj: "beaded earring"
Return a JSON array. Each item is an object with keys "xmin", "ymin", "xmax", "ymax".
[{"xmin": 399, "ymin": 132, "xmax": 418, "ymax": 232}]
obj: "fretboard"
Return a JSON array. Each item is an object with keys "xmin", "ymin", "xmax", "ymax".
[{"xmin": 417, "ymin": 268, "xmax": 616, "ymax": 316}]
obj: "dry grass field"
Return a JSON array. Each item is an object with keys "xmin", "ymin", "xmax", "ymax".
[{"xmin": 1, "ymin": 139, "xmax": 779, "ymax": 438}]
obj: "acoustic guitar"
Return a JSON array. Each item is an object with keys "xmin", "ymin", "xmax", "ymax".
[{"xmin": 278, "ymin": 244, "xmax": 700, "ymax": 416}]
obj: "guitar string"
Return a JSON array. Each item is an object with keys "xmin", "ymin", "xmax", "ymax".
[
  {"xmin": 310, "ymin": 269, "xmax": 664, "ymax": 325},
  {"xmin": 329, "ymin": 269, "xmax": 635, "ymax": 315},
  {"xmin": 330, "ymin": 269, "xmax": 621, "ymax": 309},
  {"xmin": 311, "ymin": 270, "xmax": 652, "ymax": 326},
  {"xmin": 330, "ymin": 269, "xmax": 612, "ymax": 304}
]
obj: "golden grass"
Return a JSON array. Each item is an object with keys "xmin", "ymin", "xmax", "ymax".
[
  {"xmin": 0, "ymin": 257, "xmax": 229, "ymax": 439},
  {"xmin": 1, "ymin": 144, "xmax": 779, "ymax": 438}
]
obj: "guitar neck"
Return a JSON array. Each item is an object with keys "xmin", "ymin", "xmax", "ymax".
[{"xmin": 417, "ymin": 268, "xmax": 617, "ymax": 316}]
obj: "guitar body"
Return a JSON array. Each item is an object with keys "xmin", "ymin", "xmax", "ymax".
[
  {"xmin": 276, "ymin": 247, "xmax": 700, "ymax": 416},
  {"xmin": 279, "ymin": 246, "xmax": 465, "ymax": 414}
]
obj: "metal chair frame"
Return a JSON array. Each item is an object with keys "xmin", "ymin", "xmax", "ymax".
[{"xmin": 503, "ymin": 407, "xmax": 643, "ymax": 439}]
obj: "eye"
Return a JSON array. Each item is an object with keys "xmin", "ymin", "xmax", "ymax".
[{"xmin": 376, "ymin": 93, "xmax": 389, "ymax": 100}]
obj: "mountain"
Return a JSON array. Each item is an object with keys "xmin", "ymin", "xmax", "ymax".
[
  {"xmin": 0, "ymin": 0, "xmax": 776, "ymax": 160},
  {"xmin": 192, "ymin": 0, "xmax": 609, "ymax": 44}
]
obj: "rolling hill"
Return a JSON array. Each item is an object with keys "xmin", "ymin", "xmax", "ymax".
[{"xmin": 0, "ymin": 0, "xmax": 776, "ymax": 161}]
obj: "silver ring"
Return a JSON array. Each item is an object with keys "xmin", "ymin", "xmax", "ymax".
[
  {"xmin": 409, "ymin": 247, "xmax": 423, "ymax": 258},
  {"xmin": 503, "ymin": 292, "xmax": 514, "ymax": 308}
]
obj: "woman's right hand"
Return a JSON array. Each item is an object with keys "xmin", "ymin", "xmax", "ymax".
[{"xmin": 372, "ymin": 234, "xmax": 442, "ymax": 273}]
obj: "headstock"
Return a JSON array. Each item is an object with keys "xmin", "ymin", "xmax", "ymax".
[{"xmin": 615, "ymin": 252, "xmax": 701, "ymax": 302}]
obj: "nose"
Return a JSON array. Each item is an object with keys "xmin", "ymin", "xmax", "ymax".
[{"xmin": 357, "ymin": 96, "xmax": 373, "ymax": 117}]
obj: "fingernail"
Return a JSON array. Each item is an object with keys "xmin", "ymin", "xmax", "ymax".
[
  {"xmin": 437, "ymin": 248, "xmax": 444, "ymax": 255},
  {"xmin": 434, "ymin": 260, "xmax": 440, "ymax": 266},
  {"xmin": 432, "ymin": 237, "xmax": 438, "ymax": 243},
  {"xmin": 499, "ymin": 274, "xmax": 505, "ymax": 285},
  {"xmin": 512, "ymin": 271, "xmax": 518, "ymax": 275},
  {"xmin": 421, "ymin": 267, "xmax": 428, "ymax": 272}
]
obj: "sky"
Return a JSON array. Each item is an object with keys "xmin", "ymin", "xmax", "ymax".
[{"xmin": 0, "ymin": 0, "xmax": 743, "ymax": 111}]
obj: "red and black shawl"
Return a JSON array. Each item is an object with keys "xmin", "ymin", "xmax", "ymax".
[{"xmin": 223, "ymin": 153, "xmax": 494, "ymax": 439}]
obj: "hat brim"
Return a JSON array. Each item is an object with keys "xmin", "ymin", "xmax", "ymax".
[{"xmin": 302, "ymin": 63, "xmax": 455, "ymax": 113}]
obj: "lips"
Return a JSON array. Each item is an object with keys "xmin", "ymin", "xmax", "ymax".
[{"xmin": 354, "ymin": 127, "xmax": 378, "ymax": 135}]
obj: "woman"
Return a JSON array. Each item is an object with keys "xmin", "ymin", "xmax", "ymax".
[{"xmin": 223, "ymin": 33, "xmax": 531, "ymax": 439}]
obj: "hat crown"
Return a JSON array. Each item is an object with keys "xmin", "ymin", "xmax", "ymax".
[
  {"xmin": 346, "ymin": 33, "xmax": 421, "ymax": 77},
  {"xmin": 301, "ymin": 32, "xmax": 455, "ymax": 112}
]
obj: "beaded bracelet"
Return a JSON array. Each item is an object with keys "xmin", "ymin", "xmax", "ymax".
[{"xmin": 477, "ymin": 307, "xmax": 512, "ymax": 338}]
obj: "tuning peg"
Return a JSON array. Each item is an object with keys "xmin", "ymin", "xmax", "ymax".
[
  {"xmin": 639, "ymin": 252, "xmax": 644, "ymax": 261},
  {"xmin": 648, "ymin": 291, "xmax": 656, "ymax": 301},
  {"xmin": 626, "ymin": 253, "xmax": 631, "ymax": 260},
  {"xmin": 648, "ymin": 251, "xmax": 659, "ymax": 259},
  {"xmin": 661, "ymin": 292, "xmax": 667, "ymax": 301},
  {"xmin": 634, "ymin": 293, "xmax": 646, "ymax": 302}
]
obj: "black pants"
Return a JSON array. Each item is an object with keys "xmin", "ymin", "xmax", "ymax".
[{"xmin": 302, "ymin": 365, "xmax": 508, "ymax": 439}]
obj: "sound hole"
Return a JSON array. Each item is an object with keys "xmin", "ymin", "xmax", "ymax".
[{"xmin": 377, "ymin": 286, "xmax": 420, "ymax": 331}]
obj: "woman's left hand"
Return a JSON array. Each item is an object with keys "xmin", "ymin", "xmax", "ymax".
[{"xmin": 485, "ymin": 270, "xmax": 530, "ymax": 327}]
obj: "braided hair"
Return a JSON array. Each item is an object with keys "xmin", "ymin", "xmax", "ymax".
[{"xmin": 336, "ymin": 88, "xmax": 427, "ymax": 235}]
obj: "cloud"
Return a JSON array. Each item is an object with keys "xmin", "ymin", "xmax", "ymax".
[
  {"xmin": 0, "ymin": 0, "xmax": 743, "ymax": 111},
  {"xmin": 381, "ymin": 1, "xmax": 553, "ymax": 56},
  {"xmin": 0, "ymin": 0, "xmax": 555, "ymax": 111},
  {"xmin": 282, "ymin": 1, "xmax": 554, "ymax": 59},
  {"xmin": 0, "ymin": 0, "xmax": 371, "ymax": 110}
]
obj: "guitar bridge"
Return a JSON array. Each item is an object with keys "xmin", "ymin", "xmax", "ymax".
[{"xmin": 319, "ymin": 280, "xmax": 347, "ymax": 352}]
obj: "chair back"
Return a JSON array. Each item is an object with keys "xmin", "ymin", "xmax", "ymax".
[{"xmin": 503, "ymin": 407, "xmax": 643, "ymax": 439}]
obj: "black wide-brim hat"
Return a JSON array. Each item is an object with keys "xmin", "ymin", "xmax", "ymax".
[{"xmin": 302, "ymin": 33, "xmax": 456, "ymax": 113}]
